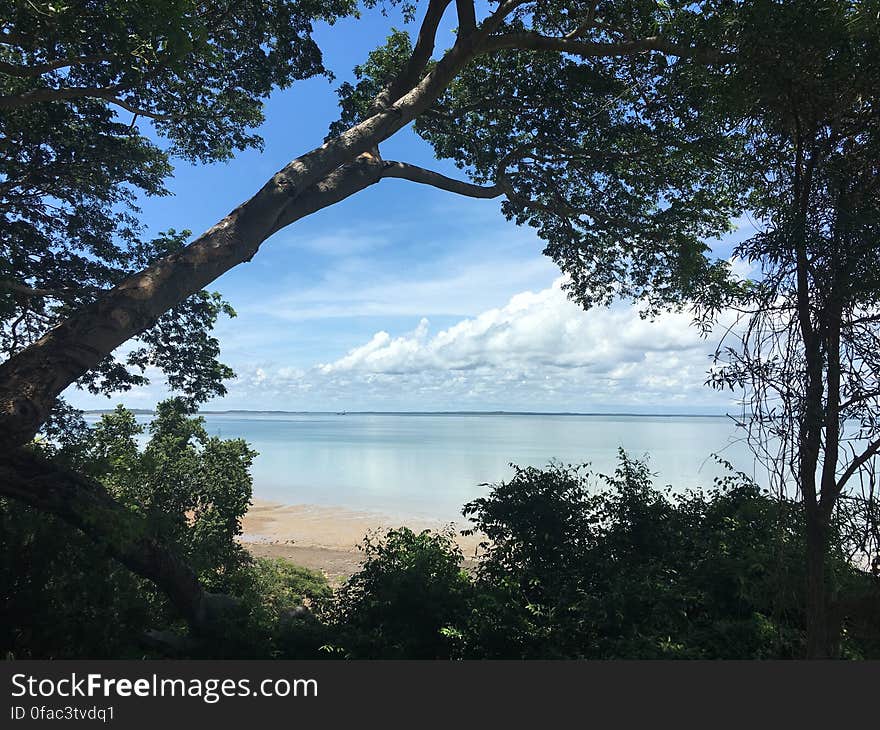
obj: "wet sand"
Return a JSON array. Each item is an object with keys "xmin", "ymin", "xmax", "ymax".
[{"xmin": 241, "ymin": 500, "xmax": 482, "ymax": 581}]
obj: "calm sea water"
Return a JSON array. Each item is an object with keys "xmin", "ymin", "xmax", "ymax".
[{"xmin": 101, "ymin": 412, "xmax": 760, "ymax": 520}]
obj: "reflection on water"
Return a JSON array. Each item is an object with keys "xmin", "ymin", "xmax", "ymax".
[{"xmin": 87, "ymin": 412, "xmax": 763, "ymax": 520}]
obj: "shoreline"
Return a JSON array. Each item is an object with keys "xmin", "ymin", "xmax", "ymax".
[{"xmin": 240, "ymin": 499, "xmax": 482, "ymax": 581}]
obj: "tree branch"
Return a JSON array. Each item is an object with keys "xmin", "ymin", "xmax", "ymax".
[
  {"xmin": 834, "ymin": 437, "xmax": 880, "ymax": 497},
  {"xmin": 0, "ymin": 448, "xmax": 233, "ymax": 634},
  {"xmin": 0, "ymin": 84, "xmax": 125, "ymax": 109},
  {"xmin": 0, "ymin": 156, "xmax": 390, "ymax": 449},
  {"xmin": 380, "ymin": 161, "xmax": 504, "ymax": 198},
  {"xmin": 0, "ymin": 83, "xmax": 172, "ymax": 120},
  {"xmin": 564, "ymin": 4, "xmax": 598, "ymax": 40},
  {"xmin": 370, "ymin": 0, "xmax": 453, "ymax": 114},
  {"xmin": 456, "ymin": 0, "xmax": 477, "ymax": 35},
  {"xmin": 99, "ymin": 94, "xmax": 172, "ymax": 121},
  {"xmin": 0, "ymin": 279, "xmax": 85, "ymax": 301}
]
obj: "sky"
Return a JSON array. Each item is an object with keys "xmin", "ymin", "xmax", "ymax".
[{"xmin": 64, "ymin": 5, "xmax": 756, "ymax": 415}]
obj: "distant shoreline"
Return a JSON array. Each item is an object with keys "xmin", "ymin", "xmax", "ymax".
[{"xmin": 84, "ymin": 408, "xmax": 734, "ymax": 419}]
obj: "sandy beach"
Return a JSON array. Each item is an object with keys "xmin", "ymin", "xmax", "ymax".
[{"xmin": 241, "ymin": 500, "xmax": 483, "ymax": 581}]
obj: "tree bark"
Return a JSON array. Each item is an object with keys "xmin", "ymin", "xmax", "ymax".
[
  {"xmin": 804, "ymin": 506, "xmax": 832, "ymax": 658},
  {"xmin": 0, "ymin": 157, "xmax": 389, "ymax": 451}
]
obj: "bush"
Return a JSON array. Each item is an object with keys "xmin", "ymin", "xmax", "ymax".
[
  {"xmin": 0, "ymin": 499, "xmax": 159, "ymax": 658},
  {"xmin": 218, "ymin": 557, "xmax": 335, "ymax": 659},
  {"xmin": 460, "ymin": 451, "xmax": 865, "ymax": 658},
  {"xmin": 327, "ymin": 527, "xmax": 473, "ymax": 658},
  {"xmin": 7, "ymin": 416, "xmax": 878, "ymax": 660},
  {"xmin": 325, "ymin": 452, "xmax": 877, "ymax": 659}
]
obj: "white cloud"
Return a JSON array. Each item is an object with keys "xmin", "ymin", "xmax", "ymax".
[
  {"xmin": 218, "ymin": 277, "xmax": 739, "ymax": 411},
  {"xmin": 319, "ymin": 278, "xmax": 711, "ymax": 377},
  {"xmin": 65, "ymin": 277, "xmax": 742, "ymax": 413}
]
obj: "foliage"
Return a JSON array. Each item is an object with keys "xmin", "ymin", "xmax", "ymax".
[
  {"xmin": 685, "ymin": 0, "xmax": 880, "ymax": 655},
  {"xmin": 4, "ymin": 0, "xmax": 880, "ymax": 660},
  {"xmin": 64, "ymin": 400, "xmax": 258, "ymax": 579},
  {"xmin": 410, "ymin": 3, "xmax": 746, "ymax": 316},
  {"xmin": 3, "ymin": 399, "xmax": 255, "ymax": 656},
  {"xmin": 5, "ymin": 437, "xmax": 880, "ymax": 659},
  {"xmin": 1, "ymin": 400, "xmax": 336, "ymax": 658},
  {"xmin": 0, "ymin": 0, "xmax": 355, "ymax": 159},
  {"xmin": 330, "ymin": 452, "xmax": 879, "ymax": 659},
  {"xmin": 462, "ymin": 453, "xmax": 812, "ymax": 658},
  {"xmin": 0, "ymin": 498, "xmax": 158, "ymax": 658},
  {"xmin": 202, "ymin": 557, "xmax": 335, "ymax": 659},
  {"xmin": 327, "ymin": 526, "xmax": 473, "ymax": 658},
  {"xmin": 0, "ymin": 0, "xmax": 356, "ymax": 406},
  {"xmin": 0, "ymin": 500, "xmax": 335, "ymax": 658}
]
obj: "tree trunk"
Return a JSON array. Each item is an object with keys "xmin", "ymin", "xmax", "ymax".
[{"xmin": 805, "ymin": 507, "xmax": 832, "ymax": 658}]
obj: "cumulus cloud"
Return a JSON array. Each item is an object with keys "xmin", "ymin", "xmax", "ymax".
[
  {"xmin": 66, "ymin": 278, "xmax": 742, "ymax": 413},
  {"xmin": 319, "ymin": 278, "xmax": 711, "ymax": 376},
  {"xmin": 219, "ymin": 278, "xmax": 738, "ymax": 411}
]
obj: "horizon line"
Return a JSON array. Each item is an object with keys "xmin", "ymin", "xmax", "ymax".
[{"xmin": 83, "ymin": 408, "xmax": 735, "ymax": 419}]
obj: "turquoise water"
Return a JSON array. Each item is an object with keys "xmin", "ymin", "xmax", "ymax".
[
  {"xmin": 186, "ymin": 412, "xmax": 758, "ymax": 519},
  {"xmin": 87, "ymin": 412, "xmax": 760, "ymax": 519}
]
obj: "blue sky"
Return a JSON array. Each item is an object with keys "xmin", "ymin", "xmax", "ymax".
[{"xmin": 65, "ymin": 5, "xmax": 752, "ymax": 415}]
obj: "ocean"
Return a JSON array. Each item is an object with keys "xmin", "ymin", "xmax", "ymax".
[{"xmin": 116, "ymin": 411, "xmax": 760, "ymax": 520}]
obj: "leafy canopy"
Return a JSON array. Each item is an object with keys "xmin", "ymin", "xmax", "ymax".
[{"xmin": 1, "ymin": 0, "xmax": 356, "ymax": 409}]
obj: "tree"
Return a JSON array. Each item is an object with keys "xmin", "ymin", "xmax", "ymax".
[
  {"xmin": 0, "ymin": 0, "xmax": 357, "ymax": 631},
  {"xmin": 1, "ymin": 399, "xmax": 258, "ymax": 656},
  {"xmin": 1, "ymin": 0, "xmax": 740, "ymax": 634},
  {"xmin": 0, "ymin": 0, "xmax": 355, "ymax": 401},
  {"xmin": 699, "ymin": 0, "xmax": 880, "ymax": 657}
]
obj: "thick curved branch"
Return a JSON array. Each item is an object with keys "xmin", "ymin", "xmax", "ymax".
[
  {"xmin": 370, "ymin": 0, "xmax": 453, "ymax": 113},
  {"xmin": 98, "ymin": 94, "xmax": 172, "ymax": 121},
  {"xmin": 0, "ymin": 448, "xmax": 231, "ymax": 633},
  {"xmin": 0, "ymin": 157, "xmax": 386, "ymax": 449},
  {"xmin": 380, "ymin": 161, "xmax": 504, "ymax": 198}
]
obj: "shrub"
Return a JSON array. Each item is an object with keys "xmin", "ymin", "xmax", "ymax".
[
  {"xmin": 0, "ymin": 499, "xmax": 158, "ymax": 658},
  {"xmin": 328, "ymin": 527, "xmax": 472, "ymax": 658},
  {"xmin": 460, "ymin": 451, "xmax": 866, "ymax": 658}
]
